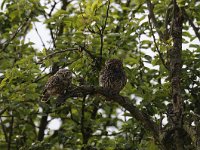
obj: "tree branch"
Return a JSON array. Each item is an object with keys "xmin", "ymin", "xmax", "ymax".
[
  {"xmin": 57, "ymin": 85, "xmax": 167, "ymax": 149},
  {"xmin": 146, "ymin": 0, "xmax": 164, "ymax": 40},
  {"xmin": 0, "ymin": 108, "xmax": 7, "ymax": 116},
  {"xmin": 37, "ymin": 114, "xmax": 48, "ymax": 141},
  {"xmin": 182, "ymin": 8, "xmax": 200, "ymax": 42},
  {"xmin": 170, "ymin": 0, "xmax": 184, "ymax": 125},
  {"xmin": 33, "ymin": 23, "xmax": 47, "ymax": 49},
  {"xmin": 148, "ymin": 15, "xmax": 169, "ymax": 70},
  {"xmin": 81, "ymin": 96, "xmax": 89, "ymax": 150},
  {"xmin": 79, "ymin": 45, "xmax": 96, "ymax": 62},
  {"xmin": 99, "ymin": 0, "xmax": 110, "ymax": 66},
  {"xmin": 48, "ymin": 0, "xmax": 58, "ymax": 17},
  {"xmin": 43, "ymin": 14, "xmax": 56, "ymax": 48},
  {"xmin": 1, "ymin": 18, "xmax": 30, "ymax": 51},
  {"xmin": 38, "ymin": 48, "xmax": 79, "ymax": 64},
  {"xmin": 0, "ymin": 117, "xmax": 8, "ymax": 143},
  {"xmin": 8, "ymin": 115, "xmax": 14, "ymax": 150},
  {"xmin": 170, "ymin": 0, "xmax": 184, "ymax": 149}
]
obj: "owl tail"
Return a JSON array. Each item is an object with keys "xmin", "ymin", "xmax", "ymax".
[{"xmin": 41, "ymin": 93, "xmax": 50, "ymax": 102}]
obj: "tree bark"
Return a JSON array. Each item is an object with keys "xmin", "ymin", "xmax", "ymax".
[{"xmin": 169, "ymin": 0, "xmax": 184, "ymax": 149}]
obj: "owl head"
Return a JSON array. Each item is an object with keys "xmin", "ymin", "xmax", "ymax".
[
  {"xmin": 105, "ymin": 59, "xmax": 123, "ymax": 69},
  {"xmin": 56, "ymin": 69, "xmax": 72, "ymax": 79}
]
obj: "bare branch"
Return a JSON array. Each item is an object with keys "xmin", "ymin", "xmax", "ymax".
[{"xmin": 33, "ymin": 23, "xmax": 47, "ymax": 49}]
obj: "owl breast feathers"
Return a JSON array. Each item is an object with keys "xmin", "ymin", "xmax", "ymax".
[
  {"xmin": 99, "ymin": 59, "xmax": 127, "ymax": 93},
  {"xmin": 41, "ymin": 69, "xmax": 72, "ymax": 102}
]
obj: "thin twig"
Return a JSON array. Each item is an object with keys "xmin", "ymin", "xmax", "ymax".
[
  {"xmin": 99, "ymin": 0, "xmax": 110, "ymax": 65},
  {"xmin": 102, "ymin": 0, "xmax": 110, "ymax": 32},
  {"xmin": 79, "ymin": 45, "xmax": 96, "ymax": 61},
  {"xmin": 81, "ymin": 96, "xmax": 87, "ymax": 145},
  {"xmin": 148, "ymin": 15, "xmax": 169, "ymax": 70},
  {"xmin": 88, "ymin": 27, "xmax": 97, "ymax": 34},
  {"xmin": 189, "ymin": 112, "xmax": 200, "ymax": 119},
  {"xmin": 182, "ymin": 8, "xmax": 200, "ymax": 42},
  {"xmin": 163, "ymin": 1, "xmax": 173, "ymax": 42},
  {"xmin": 96, "ymin": 24, "xmax": 101, "ymax": 34},
  {"xmin": 93, "ymin": 131, "xmax": 124, "ymax": 137},
  {"xmin": 0, "ymin": 108, "xmax": 7, "ymax": 116},
  {"xmin": 33, "ymin": 73, "xmax": 49, "ymax": 83},
  {"xmin": 2, "ymin": 18, "xmax": 30, "ymax": 51},
  {"xmin": 38, "ymin": 48, "xmax": 79, "ymax": 63},
  {"xmin": 146, "ymin": 0, "xmax": 164, "ymax": 39},
  {"xmin": 48, "ymin": 0, "xmax": 58, "ymax": 17},
  {"xmin": 0, "ymin": 117, "xmax": 8, "ymax": 142},
  {"xmin": 33, "ymin": 23, "xmax": 47, "ymax": 49},
  {"xmin": 43, "ymin": 13, "xmax": 56, "ymax": 48}
]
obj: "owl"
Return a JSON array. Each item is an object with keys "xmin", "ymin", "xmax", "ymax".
[
  {"xmin": 99, "ymin": 59, "xmax": 127, "ymax": 94},
  {"xmin": 41, "ymin": 69, "xmax": 72, "ymax": 102}
]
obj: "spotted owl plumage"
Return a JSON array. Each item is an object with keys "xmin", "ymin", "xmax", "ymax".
[
  {"xmin": 99, "ymin": 59, "xmax": 127, "ymax": 93},
  {"xmin": 41, "ymin": 69, "xmax": 72, "ymax": 102}
]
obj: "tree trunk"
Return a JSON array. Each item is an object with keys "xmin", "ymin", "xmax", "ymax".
[{"xmin": 170, "ymin": 0, "xmax": 184, "ymax": 149}]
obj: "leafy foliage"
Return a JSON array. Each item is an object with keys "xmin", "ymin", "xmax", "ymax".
[{"xmin": 0, "ymin": 0, "xmax": 200, "ymax": 149}]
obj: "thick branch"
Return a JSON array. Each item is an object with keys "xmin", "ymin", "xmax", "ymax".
[
  {"xmin": 58, "ymin": 85, "xmax": 167, "ymax": 149},
  {"xmin": 170, "ymin": 0, "xmax": 184, "ymax": 149},
  {"xmin": 37, "ymin": 114, "xmax": 48, "ymax": 141},
  {"xmin": 170, "ymin": 0, "xmax": 183, "ymax": 125}
]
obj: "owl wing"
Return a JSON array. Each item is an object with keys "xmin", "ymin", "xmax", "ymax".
[
  {"xmin": 41, "ymin": 74, "xmax": 62, "ymax": 102},
  {"xmin": 62, "ymin": 71, "xmax": 72, "ymax": 87}
]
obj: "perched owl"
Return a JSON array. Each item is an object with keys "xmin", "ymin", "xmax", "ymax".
[
  {"xmin": 41, "ymin": 69, "xmax": 72, "ymax": 102},
  {"xmin": 99, "ymin": 59, "xmax": 127, "ymax": 93}
]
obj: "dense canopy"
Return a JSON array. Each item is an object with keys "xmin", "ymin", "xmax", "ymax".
[{"xmin": 0, "ymin": 0, "xmax": 200, "ymax": 149}]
